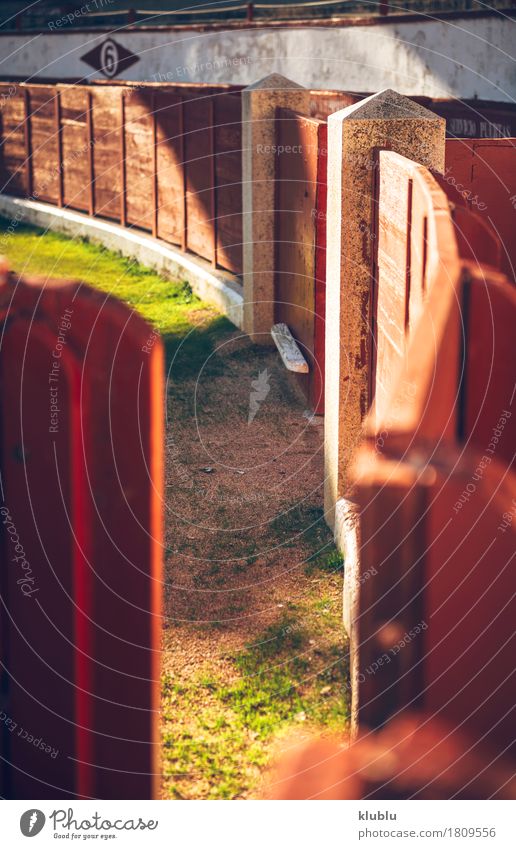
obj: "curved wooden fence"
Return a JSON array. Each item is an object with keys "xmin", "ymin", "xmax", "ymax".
[
  {"xmin": 0, "ymin": 81, "xmax": 244, "ymax": 275},
  {"xmin": 351, "ymin": 149, "xmax": 516, "ymax": 760}
]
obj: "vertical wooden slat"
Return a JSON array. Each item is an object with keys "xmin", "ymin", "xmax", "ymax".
[
  {"xmin": 86, "ymin": 89, "xmax": 95, "ymax": 216},
  {"xmin": 22, "ymin": 87, "xmax": 32, "ymax": 198},
  {"xmin": 120, "ymin": 90, "xmax": 126, "ymax": 226},
  {"xmin": 180, "ymin": 96, "xmax": 187, "ymax": 252},
  {"xmin": 55, "ymin": 89, "xmax": 63, "ymax": 208},
  {"xmin": 152, "ymin": 91, "xmax": 158, "ymax": 239},
  {"xmin": 422, "ymin": 216, "xmax": 428, "ymax": 294},
  {"xmin": 209, "ymin": 98, "xmax": 217, "ymax": 268},
  {"xmin": 404, "ymin": 178, "xmax": 413, "ymax": 331},
  {"xmin": 312, "ymin": 121, "xmax": 327, "ymax": 416}
]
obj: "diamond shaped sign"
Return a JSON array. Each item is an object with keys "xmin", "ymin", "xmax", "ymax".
[{"xmin": 81, "ymin": 37, "xmax": 139, "ymax": 79}]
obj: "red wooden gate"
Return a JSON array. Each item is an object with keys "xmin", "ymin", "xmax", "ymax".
[
  {"xmin": 274, "ymin": 108, "xmax": 327, "ymax": 414},
  {"xmin": 353, "ymin": 148, "xmax": 516, "ymax": 761},
  {"xmin": 439, "ymin": 137, "xmax": 516, "ymax": 280},
  {"xmin": 0, "ymin": 266, "xmax": 163, "ymax": 799}
]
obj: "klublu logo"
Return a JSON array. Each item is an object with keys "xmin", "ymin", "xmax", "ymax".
[{"xmin": 20, "ymin": 809, "xmax": 46, "ymax": 837}]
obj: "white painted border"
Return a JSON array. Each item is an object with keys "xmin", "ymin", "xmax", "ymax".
[{"xmin": 0, "ymin": 194, "xmax": 244, "ymax": 329}]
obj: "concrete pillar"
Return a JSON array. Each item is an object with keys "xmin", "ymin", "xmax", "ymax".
[
  {"xmin": 242, "ymin": 74, "xmax": 311, "ymax": 342},
  {"xmin": 324, "ymin": 89, "xmax": 446, "ymax": 533}
]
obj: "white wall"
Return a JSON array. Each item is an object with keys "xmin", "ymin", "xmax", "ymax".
[{"xmin": 0, "ymin": 16, "xmax": 514, "ymax": 101}]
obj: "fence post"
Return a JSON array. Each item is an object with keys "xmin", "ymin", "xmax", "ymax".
[
  {"xmin": 323, "ymin": 89, "xmax": 445, "ymax": 635},
  {"xmin": 242, "ymin": 74, "xmax": 310, "ymax": 343}
]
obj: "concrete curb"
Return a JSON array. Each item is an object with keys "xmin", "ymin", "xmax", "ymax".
[{"xmin": 0, "ymin": 194, "xmax": 244, "ymax": 330}]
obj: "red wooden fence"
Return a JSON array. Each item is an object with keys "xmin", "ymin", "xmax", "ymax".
[
  {"xmin": 0, "ymin": 266, "xmax": 163, "ymax": 799},
  {"xmin": 0, "ymin": 82, "xmax": 243, "ymax": 276},
  {"xmin": 351, "ymin": 150, "xmax": 516, "ymax": 762},
  {"xmin": 2, "ymin": 81, "xmax": 514, "ymax": 283},
  {"xmin": 439, "ymin": 137, "xmax": 516, "ymax": 280},
  {"xmin": 274, "ymin": 108, "xmax": 327, "ymax": 414},
  {"xmin": 309, "ymin": 90, "xmax": 516, "ymax": 139}
]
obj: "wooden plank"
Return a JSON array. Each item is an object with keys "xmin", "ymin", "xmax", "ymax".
[
  {"xmin": 312, "ymin": 121, "xmax": 327, "ymax": 415},
  {"xmin": 274, "ymin": 109, "xmax": 323, "ymax": 408},
  {"xmin": 354, "ymin": 444, "xmax": 516, "ymax": 761},
  {"xmin": 91, "ymin": 87, "xmax": 121, "ymax": 222},
  {"xmin": 86, "ymin": 90, "xmax": 95, "ymax": 216},
  {"xmin": 214, "ymin": 92, "xmax": 243, "ymax": 275},
  {"xmin": 209, "ymin": 98, "xmax": 217, "ymax": 268},
  {"xmin": 151, "ymin": 91, "xmax": 158, "ymax": 239},
  {"xmin": 23, "ymin": 87, "xmax": 32, "ymax": 197},
  {"xmin": 55, "ymin": 90, "xmax": 63, "ymax": 207},
  {"xmin": 180, "ymin": 96, "xmax": 187, "ymax": 252},
  {"xmin": 120, "ymin": 90, "xmax": 126, "ymax": 226},
  {"xmin": 155, "ymin": 90, "xmax": 183, "ymax": 247},
  {"xmin": 0, "ymin": 84, "xmax": 27, "ymax": 197},
  {"xmin": 372, "ymin": 151, "xmax": 412, "ymax": 424},
  {"xmin": 60, "ymin": 86, "xmax": 90, "ymax": 213},
  {"xmin": 463, "ymin": 270, "xmax": 516, "ymax": 468},
  {"xmin": 184, "ymin": 93, "xmax": 213, "ymax": 262},
  {"xmin": 27, "ymin": 86, "xmax": 60, "ymax": 205},
  {"xmin": 425, "ymin": 454, "xmax": 516, "ymax": 760},
  {"xmin": 124, "ymin": 89, "xmax": 154, "ymax": 232}
]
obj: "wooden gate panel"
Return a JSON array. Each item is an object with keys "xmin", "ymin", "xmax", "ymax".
[
  {"xmin": 0, "ymin": 320, "xmax": 79, "ymax": 797},
  {"xmin": 0, "ymin": 273, "xmax": 163, "ymax": 799},
  {"xmin": 275, "ymin": 109, "xmax": 326, "ymax": 413},
  {"xmin": 442, "ymin": 139, "xmax": 516, "ymax": 280},
  {"xmin": 355, "ymin": 450, "xmax": 516, "ymax": 760},
  {"xmin": 81, "ymin": 294, "xmax": 163, "ymax": 799},
  {"xmin": 463, "ymin": 269, "xmax": 516, "ymax": 467},
  {"xmin": 425, "ymin": 458, "xmax": 516, "ymax": 759}
]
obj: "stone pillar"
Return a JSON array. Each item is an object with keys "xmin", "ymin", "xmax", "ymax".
[
  {"xmin": 242, "ymin": 74, "xmax": 310, "ymax": 342},
  {"xmin": 324, "ymin": 89, "xmax": 446, "ymax": 532}
]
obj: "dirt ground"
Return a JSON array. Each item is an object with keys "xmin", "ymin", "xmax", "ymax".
[{"xmin": 161, "ymin": 310, "xmax": 349, "ymax": 799}]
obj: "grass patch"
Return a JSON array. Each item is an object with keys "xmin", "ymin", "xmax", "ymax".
[
  {"xmin": 162, "ymin": 603, "xmax": 348, "ymax": 799},
  {"xmin": 0, "ymin": 218, "xmax": 235, "ymax": 374}
]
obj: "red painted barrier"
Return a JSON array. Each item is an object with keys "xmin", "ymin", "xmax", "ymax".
[
  {"xmin": 0, "ymin": 82, "xmax": 243, "ymax": 276},
  {"xmin": 440, "ymin": 137, "xmax": 516, "ymax": 280},
  {"xmin": 0, "ymin": 267, "xmax": 163, "ymax": 799},
  {"xmin": 351, "ymin": 150, "xmax": 516, "ymax": 763}
]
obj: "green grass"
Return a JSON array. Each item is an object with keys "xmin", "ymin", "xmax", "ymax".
[
  {"xmin": 0, "ymin": 217, "xmax": 234, "ymax": 375},
  {"xmin": 162, "ymin": 607, "xmax": 348, "ymax": 799}
]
